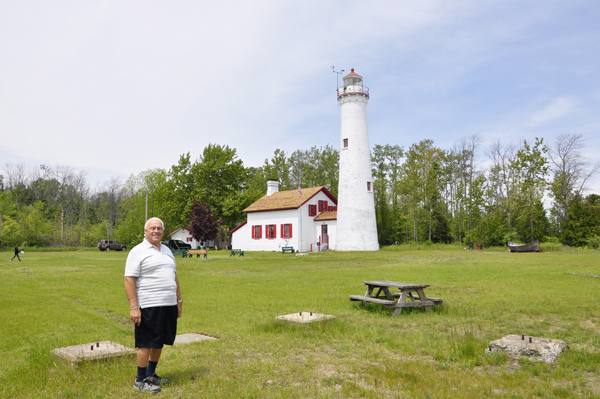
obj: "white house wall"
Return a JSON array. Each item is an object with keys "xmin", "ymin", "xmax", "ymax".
[
  {"xmin": 231, "ymin": 222, "xmax": 250, "ymax": 250},
  {"xmin": 231, "ymin": 191, "xmax": 336, "ymax": 252},
  {"xmin": 171, "ymin": 229, "xmax": 199, "ymax": 249}
]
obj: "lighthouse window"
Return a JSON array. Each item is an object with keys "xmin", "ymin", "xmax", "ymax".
[
  {"xmin": 367, "ymin": 182, "xmax": 372, "ymax": 192},
  {"xmin": 343, "ymin": 138, "xmax": 348, "ymax": 148}
]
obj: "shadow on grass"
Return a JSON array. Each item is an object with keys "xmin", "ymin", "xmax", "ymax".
[{"xmin": 349, "ymin": 301, "xmax": 448, "ymax": 317}]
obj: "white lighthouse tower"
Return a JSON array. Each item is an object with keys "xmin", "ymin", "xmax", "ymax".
[{"xmin": 336, "ymin": 69, "xmax": 379, "ymax": 251}]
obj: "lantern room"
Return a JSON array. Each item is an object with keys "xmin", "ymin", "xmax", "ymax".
[{"xmin": 337, "ymin": 68, "xmax": 369, "ymax": 98}]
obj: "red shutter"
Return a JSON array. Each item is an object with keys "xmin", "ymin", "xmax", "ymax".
[
  {"xmin": 252, "ymin": 225, "xmax": 255, "ymax": 239},
  {"xmin": 324, "ymin": 201, "xmax": 328, "ymax": 210},
  {"xmin": 280, "ymin": 224, "xmax": 283, "ymax": 237}
]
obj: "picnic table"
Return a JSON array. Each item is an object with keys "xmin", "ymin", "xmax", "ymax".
[{"xmin": 349, "ymin": 280, "xmax": 444, "ymax": 317}]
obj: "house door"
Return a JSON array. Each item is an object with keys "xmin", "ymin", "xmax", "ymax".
[{"xmin": 321, "ymin": 224, "xmax": 328, "ymax": 248}]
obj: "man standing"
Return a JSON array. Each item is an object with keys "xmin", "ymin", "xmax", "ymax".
[
  {"xmin": 10, "ymin": 245, "xmax": 21, "ymax": 262},
  {"xmin": 124, "ymin": 217, "xmax": 183, "ymax": 393}
]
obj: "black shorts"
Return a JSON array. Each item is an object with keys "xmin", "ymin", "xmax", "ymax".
[{"xmin": 135, "ymin": 305, "xmax": 178, "ymax": 349}]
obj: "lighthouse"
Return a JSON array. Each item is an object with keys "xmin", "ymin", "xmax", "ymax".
[{"xmin": 336, "ymin": 69, "xmax": 379, "ymax": 251}]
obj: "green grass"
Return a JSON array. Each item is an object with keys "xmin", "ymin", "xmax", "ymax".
[{"xmin": 1, "ymin": 249, "xmax": 600, "ymax": 398}]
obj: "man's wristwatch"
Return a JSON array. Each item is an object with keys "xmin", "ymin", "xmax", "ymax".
[{"xmin": 177, "ymin": 299, "xmax": 183, "ymax": 303}]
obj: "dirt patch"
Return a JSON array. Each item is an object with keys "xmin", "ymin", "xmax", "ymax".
[
  {"xmin": 580, "ymin": 319, "xmax": 596, "ymax": 329},
  {"xmin": 95, "ymin": 308, "xmax": 133, "ymax": 327}
]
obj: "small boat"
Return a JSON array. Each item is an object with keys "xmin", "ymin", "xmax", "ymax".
[{"xmin": 507, "ymin": 240, "xmax": 540, "ymax": 253}]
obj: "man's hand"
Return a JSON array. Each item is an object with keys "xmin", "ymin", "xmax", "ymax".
[{"xmin": 130, "ymin": 308, "xmax": 142, "ymax": 326}]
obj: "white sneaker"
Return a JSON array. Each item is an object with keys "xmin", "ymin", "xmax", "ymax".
[{"xmin": 133, "ymin": 378, "xmax": 161, "ymax": 392}]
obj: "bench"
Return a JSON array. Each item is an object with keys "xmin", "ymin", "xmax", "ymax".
[
  {"xmin": 171, "ymin": 249, "xmax": 188, "ymax": 258},
  {"xmin": 282, "ymin": 246, "xmax": 295, "ymax": 253},
  {"xmin": 392, "ymin": 292, "xmax": 445, "ymax": 305},
  {"xmin": 230, "ymin": 249, "xmax": 244, "ymax": 257},
  {"xmin": 188, "ymin": 249, "xmax": 207, "ymax": 259},
  {"xmin": 350, "ymin": 295, "xmax": 434, "ymax": 308},
  {"xmin": 349, "ymin": 295, "xmax": 395, "ymax": 305}
]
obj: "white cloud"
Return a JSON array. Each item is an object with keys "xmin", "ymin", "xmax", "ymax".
[{"xmin": 526, "ymin": 98, "xmax": 575, "ymax": 127}]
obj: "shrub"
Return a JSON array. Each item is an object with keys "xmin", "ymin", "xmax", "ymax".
[
  {"xmin": 587, "ymin": 235, "xmax": 600, "ymax": 250},
  {"xmin": 540, "ymin": 242, "xmax": 564, "ymax": 252}
]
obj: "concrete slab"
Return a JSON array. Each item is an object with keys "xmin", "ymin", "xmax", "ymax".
[
  {"xmin": 174, "ymin": 333, "xmax": 218, "ymax": 344},
  {"xmin": 275, "ymin": 312, "xmax": 336, "ymax": 325},
  {"xmin": 295, "ymin": 253, "xmax": 308, "ymax": 257},
  {"xmin": 52, "ymin": 341, "xmax": 135, "ymax": 366},
  {"xmin": 485, "ymin": 334, "xmax": 568, "ymax": 364}
]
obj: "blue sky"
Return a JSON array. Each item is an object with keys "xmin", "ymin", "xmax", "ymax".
[{"xmin": 1, "ymin": 1, "xmax": 599, "ymax": 193}]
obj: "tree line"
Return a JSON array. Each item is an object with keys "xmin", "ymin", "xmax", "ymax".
[{"xmin": 0, "ymin": 135, "xmax": 598, "ymax": 249}]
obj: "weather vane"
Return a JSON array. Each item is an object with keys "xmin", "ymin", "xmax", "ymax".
[{"xmin": 332, "ymin": 66, "xmax": 344, "ymax": 90}]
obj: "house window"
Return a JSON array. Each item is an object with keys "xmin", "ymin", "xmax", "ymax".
[
  {"xmin": 367, "ymin": 181, "xmax": 372, "ymax": 191},
  {"xmin": 343, "ymin": 138, "xmax": 348, "ymax": 148},
  {"xmin": 308, "ymin": 204, "xmax": 317, "ymax": 216},
  {"xmin": 266, "ymin": 224, "xmax": 277, "ymax": 239},
  {"xmin": 281, "ymin": 223, "xmax": 292, "ymax": 238},
  {"xmin": 251, "ymin": 225, "xmax": 262, "ymax": 239},
  {"xmin": 318, "ymin": 200, "xmax": 328, "ymax": 212}
]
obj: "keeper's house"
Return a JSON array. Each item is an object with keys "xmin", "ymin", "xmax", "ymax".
[{"xmin": 230, "ymin": 180, "xmax": 337, "ymax": 252}]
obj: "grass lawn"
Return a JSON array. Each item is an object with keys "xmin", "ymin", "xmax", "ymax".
[{"xmin": 1, "ymin": 247, "xmax": 600, "ymax": 398}]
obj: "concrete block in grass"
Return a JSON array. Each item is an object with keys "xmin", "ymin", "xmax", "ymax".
[
  {"xmin": 275, "ymin": 312, "xmax": 335, "ymax": 325},
  {"xmin": 174, "ymin": 333, "xmax": 218, "ymax": 344},
  {"xmin": 52, "ymin": 341, "xmax": 135, "ymax": 366},
  {"xmin": 485, "ymin": 334, "xmax": 568, "ymax": 364}
]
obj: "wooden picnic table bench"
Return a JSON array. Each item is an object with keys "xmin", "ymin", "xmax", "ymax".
[
  {"xmin": 188, "ymin": 249, "xmax": 208, "ymax": 259},
  {"xmin": 230, "ymin": 249, "xmax": 244, "ymax": 257},
  {"xmin": 281, "ymin": 246, "xmax": 295, "ymax": 253},
  {"xmin": 350, "ymin": 280, "xmax": 444, "ymax": 317}
]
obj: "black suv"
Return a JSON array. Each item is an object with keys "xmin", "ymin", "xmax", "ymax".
[
  {"xmin": 98, "ymin": 239, "xmax": 127, "ymax": 251},
  {"xmin": 161, "ymin": 239, "xmax": 192, "ymax": 250}
]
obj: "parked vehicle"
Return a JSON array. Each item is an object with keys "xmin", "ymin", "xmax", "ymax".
[
  {"xmin": 161, "ymin": 239, "xmax": 192, "ymax": 250},
  {"xmin": 98, "ymin": 239, "xmax": 127, "ymax": 251}
]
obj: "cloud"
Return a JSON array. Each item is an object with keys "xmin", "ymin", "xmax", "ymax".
[{"xmin": 526, "ymin": 98, "xmax": 576, "ymax": 127}]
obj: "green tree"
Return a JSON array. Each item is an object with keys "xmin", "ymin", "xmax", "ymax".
[
  {"xmin": 548, "ymin": 133, "xmax": 600, "ymax": 237},
  {"xmin": 562, "ymin": 194, "xmax": 600, "ymax": 246},
  {"xmin": 116, "ymin": 169, "xmax": 168, "ymax": 246},
  {"xmin": 155, "ymin": 145, "xmax": 250, "ymax": 232},
  {"xmin": 263, "ymin": 149, "xmax": 291, "ymax": 190},
  {"xmin": 398, "ymin": 140, "xmax": 444, "ymax": 243},
  {"xmin": 509, "ymin": 138, "xmax": 549, "ymax": 242}
]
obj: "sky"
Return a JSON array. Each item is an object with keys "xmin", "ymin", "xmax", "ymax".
[{"xmin": 1, "ymin": 0, "xmax": 599, "ymax": 193}]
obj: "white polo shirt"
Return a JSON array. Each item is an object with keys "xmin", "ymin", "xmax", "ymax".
[{"xmin": 125, "ymin": 239, "xmax": 177, "ymax": 308}]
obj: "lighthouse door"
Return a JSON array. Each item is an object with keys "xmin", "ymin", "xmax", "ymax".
[{"xmin": 321, "ymin": 224, "xmax": 328, "ymax": 250}]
